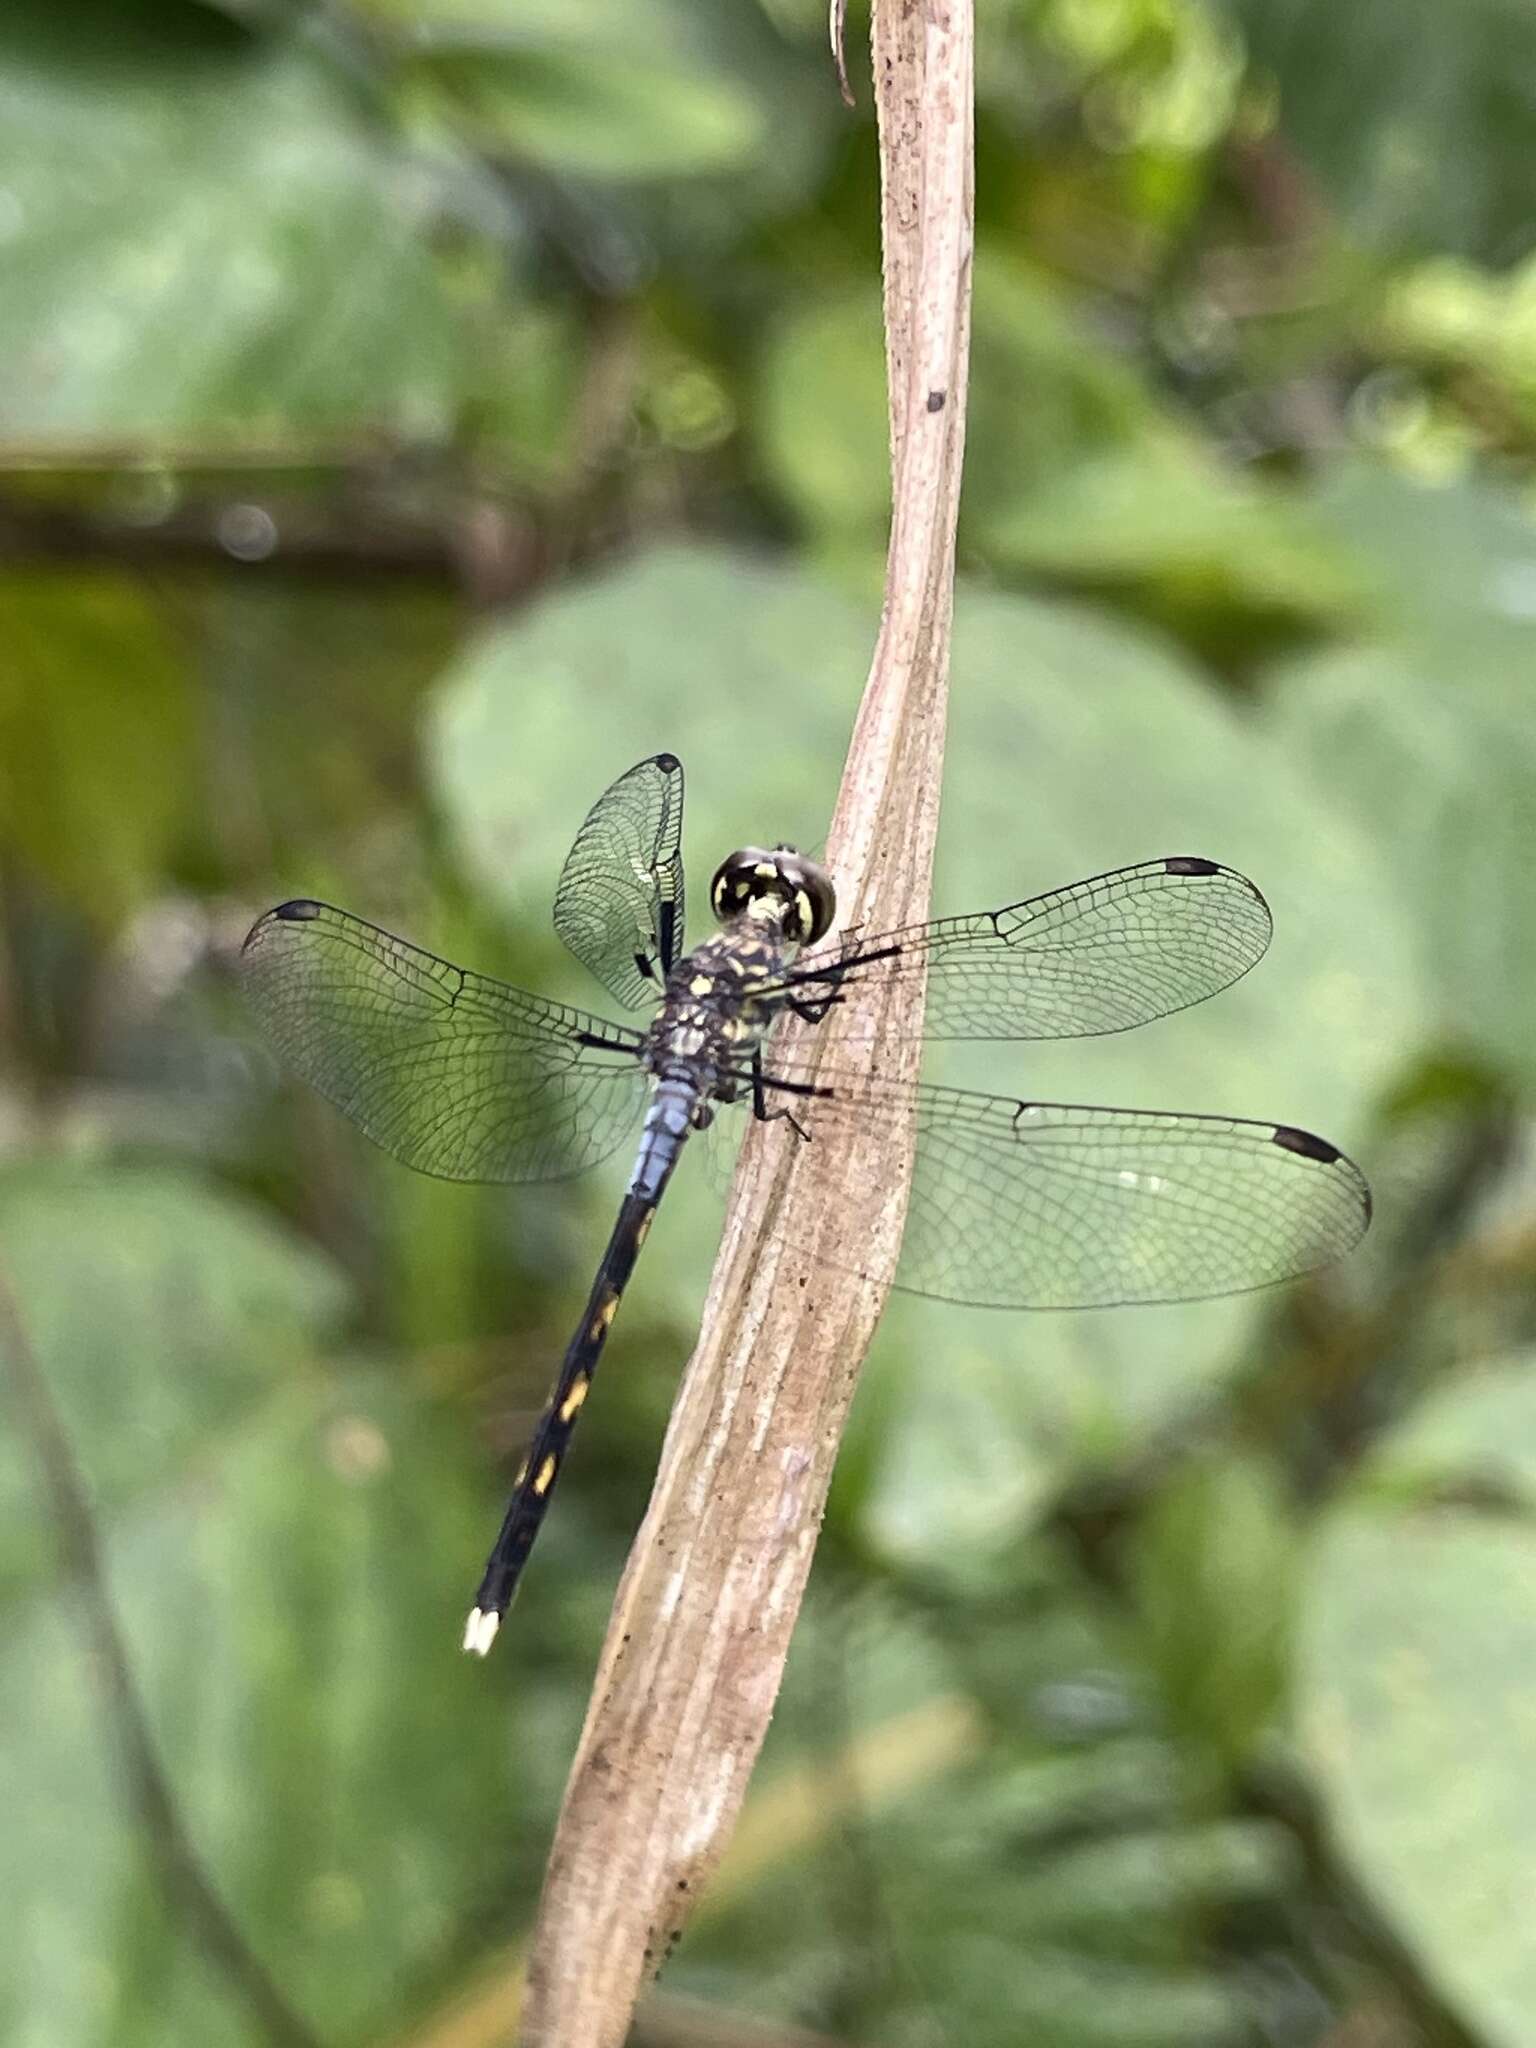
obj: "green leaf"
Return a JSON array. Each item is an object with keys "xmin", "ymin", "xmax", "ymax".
[
  {"xmin": 1128, "ymin": 1452, "xmax": 1296, "ymax": 1771},
  {"xmin": 1306, "ymin": 461, "xmax": 1536, "ymax": 674},
  {"xmin": 0, "ymin": 1163, "xmax": 551, "ymax": 2045},
  {"xmin": 410, "ymin": 45, "xmax": 765, "ymax": 180},
  {"xmin": 374, "ymin": 0, "xmax": 830, "ymax": 194},
  {"xmin": 1265, "ymin": 645, "xmax": 1536, "ymax": 1085},
  {"xmin": 755, "ymin": 289, "xmax": 892, "ymax": 538},
  {"xmin": 1298, "ymin": 1357, "xmax": 1536, "ymax": 2048},
  {"xmin": 0, "ymin": 572, "xmax": 195, "ymax": 920},
  {"xmin": 756, "ymin": 260, "xmax": 1358, "ymax": 627},
  {"xmin": 0, "ymin": 1163, "xmax": 347, "ymax": 1601},
  {"xmin": 1261, "ymin": 472, "xmax": 1536, "ymax": 1089},
  {"xmin": 427, "ymin": 545, "xmax": 1416, "ymax": 1565},
  {"xmin": 985, "ymin": 438, "xmax": 1363, "ymax": 625},
  {"xmin": 758, "ymin": 260, "xmax": 1162, "ymax": 547},
  {"xmin": 1228, "ymin": 0, "xmax": 1536, "ymax": 262},
  {"xmin": 1365, "ymin": 1356, "xmax": 1536, "ymax": 1516},
  {"xmin": 0, "ymin": 14, "xmax": 470, "ymax": 442}
]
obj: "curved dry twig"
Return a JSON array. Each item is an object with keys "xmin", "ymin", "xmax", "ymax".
[{"xmin": 517, "ymin": 4, "xmax": 976, "ymax": 2041}]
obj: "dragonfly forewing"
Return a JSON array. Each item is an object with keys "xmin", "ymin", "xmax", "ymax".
[
  {"xmin": 240, "ymin": 900, "xmax": 647, "ymax": 1184},
  {"xmin": 758, "ymin": 857, "xmax": 1274, "ymax": 1042}
]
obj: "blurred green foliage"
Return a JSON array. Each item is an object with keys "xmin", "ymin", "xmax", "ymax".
[{"xmin": 1, "ymin": 2, "xmax": 1533, "ymax": 2046}]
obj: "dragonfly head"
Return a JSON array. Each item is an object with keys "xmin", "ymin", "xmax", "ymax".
[{"xmin": 710, "ymin": 844, "xmax": 835, "ymax": 945}]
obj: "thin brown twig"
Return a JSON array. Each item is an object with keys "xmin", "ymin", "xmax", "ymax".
[
  {"xmin": 514, "ymin": 3, "xmax": 974, "ymax": 2042},
  {"xmin": 0, "ymin": 1261, "xmax": 325, "ymax": 2048}
]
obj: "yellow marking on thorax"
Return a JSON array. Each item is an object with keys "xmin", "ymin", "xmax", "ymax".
[
  {"xmin": 689, "ymin": 974, "xmax": 713, "ymax": 995},
  {"xmin": 559, "ymin": 1376, "xmax": 589, "ymax": 1423},
  {"xmin": 532, "ymin": 1453, "xmax": 558, "ymax": 1496}
]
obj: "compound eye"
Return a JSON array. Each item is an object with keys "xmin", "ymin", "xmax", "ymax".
[
  {"xmin": 807, "ymin": 872, "xmax": 835, "ymax": 942},
  {"xmin": 787, "ymin": 859, "xmax": 836, "ymax": 943},
  {"xmin": 709, "ymin": 850, "xmax": 759, "ymax": 923}
]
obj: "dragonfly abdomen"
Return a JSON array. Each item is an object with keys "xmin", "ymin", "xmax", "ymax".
[
  {"xmin": 631, "ymin": 1074, "xmax": 701, "ymax": 1202},
  {"xmin": 463, "ymin": 1183, "xmax": 670, "ymax": 1655}
]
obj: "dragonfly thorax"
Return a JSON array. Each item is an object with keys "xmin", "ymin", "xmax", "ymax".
[{"xmin": 640, "ymin": 928, "xmax": 793, "ymax": 1104}]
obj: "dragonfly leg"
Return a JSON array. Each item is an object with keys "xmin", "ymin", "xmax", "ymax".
[
  {"xmin": 751, "ymin": 1048, "xmax": 811, "ymax": 1141},
  {"xmin": 787, "ymin": 990, "xmax": 843, "ymax": 1025}
]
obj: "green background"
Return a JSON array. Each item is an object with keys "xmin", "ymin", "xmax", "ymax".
[{"xmin": 1, "ymin": 2, "xmax": 1534, "ymax": 2044}]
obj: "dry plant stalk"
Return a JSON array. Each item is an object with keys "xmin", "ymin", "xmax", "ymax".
[{"xmin": 518, "ymin": 6, "xmax": 974, "ymax": 2041}]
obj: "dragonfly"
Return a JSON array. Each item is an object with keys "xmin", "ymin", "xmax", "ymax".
[{"xmin": 240, "ymin": 753, "xmax": 1370, "ymax": 1655}]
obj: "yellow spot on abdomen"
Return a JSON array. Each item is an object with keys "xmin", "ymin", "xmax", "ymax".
[
  {"xmin": 533, "ymin": 1454, "xmax": 557, "ymax": 1496},
  {"xmin": 590, "ymin": 1294, "xmax": 618, "ymax": 1339},
  {"xmin": 559, "ymin": 1377, "xmax": 589, "ymax": 1423},
  {"xmin": 633, "ymin": 1210, "xmax": 654, "ymax": 1249}
]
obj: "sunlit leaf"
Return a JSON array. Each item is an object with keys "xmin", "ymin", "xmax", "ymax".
[
  {"xmin": 1298, "ymin": 1356, "xmax": 1536, "ymax": 2048},
  {"xmin": 0, "ymin": 10, "xmax": 472, "ymax": 442},
  {"xmin": 410, "ymin": 47, "xmax": 765, "ymax": 180},
  {"xmin": 1263, "ymin": 471, "xmax": 1536, "ymax": 1089}
]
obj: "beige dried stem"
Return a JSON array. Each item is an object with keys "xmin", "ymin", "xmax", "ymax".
[{"xmin": 517, "ymin": 6, "xmax": 974, "ymax": 2042}]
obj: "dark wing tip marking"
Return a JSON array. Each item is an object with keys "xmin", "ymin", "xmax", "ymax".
[
  {"xmin": 653, "ymin": 751, "xmax": 682, "ymax": 773},
  {"xmin": 1270, "ymin": 1123, "xmax": 1340, "ymax": 1165},
  {"xmin": 1161, "ymin": 856, "xmax": 1270, "ymax": 916},
  {"xmin": 1269, "ymin": 1123, "xmax": 1374, "ymax": 1233},
  {"xmin": 241, "ymin": 897, "xmax": 323, "ymax": 956}
]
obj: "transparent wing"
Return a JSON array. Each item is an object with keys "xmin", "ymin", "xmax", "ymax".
[
  {"xmin": 736, "ymin": 1063, "xmax": 1370, "ymax": 1308},
  {"xmin": 769, "ymin": 858, "xmax": 1272, "ymax": 1041},
  {"xmin": 240, "ymin": 901, "xmax": 647, "ymax": 1183},
  {"xmin": 554, "ymin": 753, "xmax": 686, "ymax": 1012}
]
